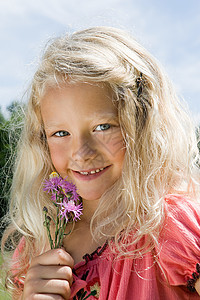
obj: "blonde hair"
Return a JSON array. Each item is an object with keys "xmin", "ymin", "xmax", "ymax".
[{"xmin": 1, "ymin": 26, "xmax": 199, "ymax": 291}]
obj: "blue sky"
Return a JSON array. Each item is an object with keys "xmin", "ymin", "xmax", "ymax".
[{"xmin": 0, "ymin": 0, "xmax": 200, "ymax": 122}]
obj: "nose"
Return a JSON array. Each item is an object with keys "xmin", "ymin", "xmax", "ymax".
[{"xmin": 71, "ymin": 134, "xmax": 97, "ymax": 164}]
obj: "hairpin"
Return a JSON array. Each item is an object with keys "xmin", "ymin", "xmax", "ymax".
[
  {"xmin": 136, "ymin": 72, "xmax": 143, "ymax": 98},
  {"xmin": 135, "ymin": 72, "xmax": 149, "ymax": 128}
]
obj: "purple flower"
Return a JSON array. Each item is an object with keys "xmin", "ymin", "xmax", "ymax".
[
  {"xmin": 59, "ymin": 179, "xmax": 80, "ymax": 202},
  {"xmin": 57, "ymin": 200, "xmax": 83, "ymax": 222},
  {"xmin": 43, "ymin": 173, "xmax": 80, "ymax": 203},
  {"xmin": 43, "ymin": 172, "xmax": 82, "ymax": 249},
  {"xmin": 43, "ymin": 176, "xmax": 63, "ymax": 194}
]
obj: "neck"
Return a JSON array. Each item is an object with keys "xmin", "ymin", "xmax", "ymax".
[{"xmin": 80, "ymin": 198, "xmax": 99, "ymax": 224}]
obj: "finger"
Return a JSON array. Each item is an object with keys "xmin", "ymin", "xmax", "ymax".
[
  {"xmin": 27, "ymin": 265, "xmax": 73, "ymax": 286},
  {"xmin": 30, "ymin": 294, "xmax": 65, "ymax": 300},
  {"xmin": 31, "ymin": 249, "xmax": 74, "ymax": 268},
  {"xmin": 32, "ymin": 279, "xmax": 71, "ymax": 299}
]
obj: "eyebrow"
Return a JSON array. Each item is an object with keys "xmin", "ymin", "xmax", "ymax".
[
  {"xmin": 90, "ymin": 112, "xmax": 118, "ymax": 120},
  {"xmin": 43, "ymin": 112, "xmax": 119, "ymax": 130}
]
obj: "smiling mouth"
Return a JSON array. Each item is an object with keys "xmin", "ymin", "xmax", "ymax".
[{"xmin": 74, "ymin": 166, "xmax": 109, "ymax": 176}]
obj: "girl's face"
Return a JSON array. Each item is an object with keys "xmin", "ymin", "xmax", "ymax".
[{"xmin": 41, "ymin": 82, "xmax": 125, "ymax": 202}]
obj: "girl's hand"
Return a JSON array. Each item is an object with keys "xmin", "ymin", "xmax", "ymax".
[{"xmin": 21, "ymin": 248, "xmax": 74, "ymax": 300}]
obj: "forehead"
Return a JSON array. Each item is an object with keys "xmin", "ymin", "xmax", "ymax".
[{"xmin": 40, "ymin": 82, "xmax": 118, "ymax": 120}]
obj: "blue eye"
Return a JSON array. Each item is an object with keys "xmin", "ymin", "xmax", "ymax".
[
  {"xmin": 54, "ymin": 131, "xmax": 69, "ymax": 137},
  {"xmin": 95, "ymin": 124, "xmax": 111, "ymax": 131}
]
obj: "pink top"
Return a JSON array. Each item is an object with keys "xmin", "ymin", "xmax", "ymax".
[{"xmin": 13, "ymin": 194, "xmax": 200, "ymax": 299}]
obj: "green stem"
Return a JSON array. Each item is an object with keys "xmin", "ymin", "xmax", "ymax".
[
  {"xmin": 45, "ymin": 215, "xmax": 54, "ymax": 249},
  {"xmin": 58, "ymin": 218, "xmax": 67, "ymax": 248},
  {"xmin": 54, "ymin": 205, "xmax": 59, "ymax": 248},
  {"xmin": 81, "ymin": 290, "xmax": 97, "ymax": 300},
  {"xmin": 50, "ymin": 214, "xmax": 56, "ymax": 225}
]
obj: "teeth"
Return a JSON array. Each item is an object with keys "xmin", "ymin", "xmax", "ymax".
[{"xmin": 79, "ymin": 167, "xmax": 105, "ymax": 175}]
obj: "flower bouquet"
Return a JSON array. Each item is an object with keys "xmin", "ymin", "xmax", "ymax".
[
  {"xmin": 43, "ymin": 172, "xmax": 97, "ymax": 299},
  {"xmin": 43, "ymin": 172, "xmax": 83, "ymax": 249}
]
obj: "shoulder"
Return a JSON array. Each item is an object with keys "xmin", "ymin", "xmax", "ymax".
[
  {"xmin": 160, "ymin": 193, "xmax": 200, "ymax": 256},
  {"xmin": 162, "ymin": 194, "xmax": 200, "ymax": 241},
  {"xmin": 157, "ymin": 194, "xmax": 200, "ymax": 291},
  {"xmin": 164, "ymin": 193, "xmax": 200, "ymax": 214}
]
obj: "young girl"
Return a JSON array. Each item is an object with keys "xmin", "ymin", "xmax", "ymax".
[{"xmin": 1, "ymin": 26, "xmax": 200, "ymax": 300}]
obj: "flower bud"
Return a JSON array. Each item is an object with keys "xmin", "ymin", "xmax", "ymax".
[
  {"xmin": 43, "ymin": 206, "xmax": 48, "ymax": 213},
  {"xmin": 49, "ymin": 172, "xmax": 59, "ymax": 179},
  {"xmin": 46, "ymin": 216, "xmax": 51, "ymax": 222}
]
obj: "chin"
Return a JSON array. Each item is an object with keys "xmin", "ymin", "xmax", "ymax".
[{"xmin": 79, "ymin": 193, "xmax": 103, "ymax": 202}]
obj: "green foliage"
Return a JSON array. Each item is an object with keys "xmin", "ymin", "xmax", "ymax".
[
  {"xmin": 0, "ymin": 109, "xmax": 6, "ymax": 125},
  {"xmin": 0, "ymin": 102, "xmax": 24, "ymax": 221},
  {"xmin": 0, "ymin": 253, "xmax": 12, "ymax": 299},
  {"xmin": 196, "ymin": 127, "xmax": 200, "ymax": 152}
]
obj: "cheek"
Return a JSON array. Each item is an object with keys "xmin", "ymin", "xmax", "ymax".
[
  {"xmin": 100, "ymin": 131, "xmax": 125, "ymax": 160},
  {"xmin": 48, "ymin": 142, "xmax": 69, "ymax": 171}
]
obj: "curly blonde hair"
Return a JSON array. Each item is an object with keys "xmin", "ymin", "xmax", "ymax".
[{"xmin": 1, "ymin": 26, "xmax": 199, "ymax": 292}]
